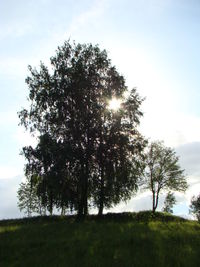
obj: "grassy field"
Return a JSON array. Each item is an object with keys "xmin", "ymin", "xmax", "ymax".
[{"xmin": 0, "ymin": 211, "xmax": 200, "ymax": 267}]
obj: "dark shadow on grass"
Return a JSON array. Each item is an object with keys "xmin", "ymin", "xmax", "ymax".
[{"xmin": 0, "ymin": 212, "xmax": 199, "ymax": 267}]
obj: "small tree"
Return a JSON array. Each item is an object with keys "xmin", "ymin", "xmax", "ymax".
[
  {"xmin": 17, "ymin": 180, "xmax": 43, "ymax": 217},
  {"xmin": 142, "ymin": 141, "xmax": 187, "ymax": 213},
  {"xmin": 162, "ymin": 192, "xmax": 176, "ymax": 213},
  {"xmin": 190, "ymin": 194, "xmax": 200, "ymax": 221}
]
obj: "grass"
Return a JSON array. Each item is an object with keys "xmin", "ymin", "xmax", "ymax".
[{"xmin": 0, "ymin": 211, "xmax": 200, "ymax": 267}]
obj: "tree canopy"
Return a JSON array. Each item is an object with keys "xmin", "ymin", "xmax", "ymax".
[{"xmin": 18, "ymin": 41, "xmax": 146, "ymax": 217}]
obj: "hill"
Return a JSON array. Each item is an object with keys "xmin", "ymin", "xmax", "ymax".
[{"xmin": 0, "ymin": 211, "xmax": 200, "ymax": 267}]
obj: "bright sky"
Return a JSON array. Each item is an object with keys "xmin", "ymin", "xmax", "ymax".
[{"xmin": 0, "ymin": 0, "xmax": 200, "ymax": 219}]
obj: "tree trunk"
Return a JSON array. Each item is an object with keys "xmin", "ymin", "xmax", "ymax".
[
  {"xmin": 83, "ymin": 161, "xmax": 89, "ymax": 216},
  {"xmin": 61, "ymin": 205, "xmax": 66, "ymax": 216},
  {"xmin": 39, "ymin": 200, "xmax": 42, "ymax": 216},
  {"xmin": 77, "ymin": 162, "xmax": 85, "ymax": 218},
  {"xmin": 152, "ymin": 189, "xmax": 160, "ymax": 213},
  {"xmin": 77, "ymin": 201, "xmax": 84, "ymax": 218},
  {"xmin": 98, "ymin": 167, "xmax": 104, "ymax": 216},
  {"xmin": 49, "ymin": 191, "xmax": 53, "ymax": 216},
  {"xmin": 83, "ymin": 195, "xmax": 88, "ymax": 216},
  {"xmin": 98, "ymin": 184, "xmax": 104, "ymax": 216},
  {"xmin": 77, "ymin": 184, "xmax": 84, "ymax": 218},
  {"xmin": 152, "ymin": 191, "xmax": 156, "ymax": 213},
  {"xmin": 98, "ymin": 200, "xmax": 104, "ymax": 216},
  {"xmin": 155, "ymin": 190, "xmax": 160, "ymax": 212}
]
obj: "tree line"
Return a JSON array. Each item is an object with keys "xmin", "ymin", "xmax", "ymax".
[{"xmin": 17, "ymin": 41, "xmax": 187, "ymax": 217}]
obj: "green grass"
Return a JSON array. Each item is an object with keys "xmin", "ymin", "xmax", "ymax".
[{"xmin": 0, "ymin": 212, "xmax": 200, "ymax": 267}]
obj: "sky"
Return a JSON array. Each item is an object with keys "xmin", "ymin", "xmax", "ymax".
[{"xmin": 0, "ymin": 0, "xmax": 200, "ymax": 219}]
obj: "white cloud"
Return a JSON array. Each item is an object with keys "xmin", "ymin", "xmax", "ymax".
[
  {"xmin": 140, "ymin": 113, "xmax": 200, "ymax": 148},
  {"xmin": 0, "ymin": 166, "xmax": 22, "ymax": 180},
  {"xmin": 0, "ymin": 22, "xmax": 33, "ymax": 40},
  {"xmin": 67, "ymin": 0, "xmax": 110, "ymax": 36},
  {"xmin": 0, "ymin": 1, "xmax": 110, "ymax": 80},
  {"xmin": 176, "ymin": 142, "xmax": 200, "ymax": 172}
]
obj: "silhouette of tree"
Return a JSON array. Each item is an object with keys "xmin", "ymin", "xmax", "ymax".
[
  {"xmin": 18, "ymin": 41, "xmax": 146, "ymax": 217},
  {"xmin": 142, "ymin": 141, "xmax": 187, "ymax": 213},
  {"xmin": 17, "ymin": 179, "xmax": 45, "ymax": 217}
]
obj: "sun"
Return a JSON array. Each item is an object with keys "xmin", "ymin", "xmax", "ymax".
[{"xmin": 108, "ymin": 98, "xmax": 122, "ymax": 111}]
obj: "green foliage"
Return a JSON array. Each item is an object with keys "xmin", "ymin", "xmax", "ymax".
[
  {"xmin": 0, "ymin": 212, "xmax": 199, "ymax": 267},
  {"xmin": 17, "ymin": 180, "xmax": 45, "ymax": 217},
  {"xmin": 18, "ymin": 40, "xmax": 146, "ymax": 217},
  {"xmin": 162, "ymin": 192, "xmax": 176, "ymax": 213},
  {"xmin": 142, "ymin": 141, "xmax": 187, "ymax": 213},
  {"xmin": 190, "ymin": 194, "xmax": 200, "ymax": 221}
]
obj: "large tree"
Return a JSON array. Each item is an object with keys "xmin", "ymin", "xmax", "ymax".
[
  {"xmin": 18, "ymin": 41, "xmax": 146, "ymax": 217},
  {"xmin": 142, "ymin": 141, "xmax": 187, "ymax": 213}
]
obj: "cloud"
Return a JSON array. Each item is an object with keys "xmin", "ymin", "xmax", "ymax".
[
  {"xmin": 176, "ymin": 142, "xmax": 200, "ymax": 175},
  {"xmin": 140, "ymin": 113, "xmax": 200, "ymax": 148},
  {"xmin": 67, "ymin": 0, "xmax": 110, "ymax": 36},
  {"xmin": 0, "ymin": 22, "xmax": 33, "ymax": 40},
  {"xmin": 0, "ymin": 166, "xmax": 22, "ymax": 180},
  {"xmin": 175, "ymin": 142, "xmax": 200, "ymax": 205}
]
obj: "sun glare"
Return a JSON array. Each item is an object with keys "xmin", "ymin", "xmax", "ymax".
[{"xmin": 108, "ymin": 98, "xmax": 122, "ymax": 111}]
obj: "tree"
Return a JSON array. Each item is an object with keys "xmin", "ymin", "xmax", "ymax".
[
  {"xmin": 190, "ymin": 194, "xmax": 200, "ymax": 221},
  {"xmin": 142, "ymin": 141, "xmax": 187, "ymax": 213},
  {"xmin": 22, "ymin": 134, "xmax": 77, "ymax": 215},
  {"xmin": 92, "ymin": 101, "xmax": 145, "ymax": 215},
  {"xmin": 162, "ymin": 191, "xmax": 176, "ymax": 213},
  {"xmin": 17, "ymin": 179, "xmax": 45, "ymax": 217},
  {"xmin": 18, "ymin": 40, "xmax": 146, "ymax": 217}
]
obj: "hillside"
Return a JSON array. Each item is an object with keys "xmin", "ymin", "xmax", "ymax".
[{"xmin": 0, "ymin": 212, "xmax": 200, "ymax": 267}]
